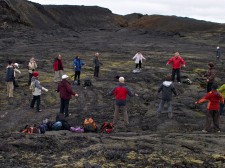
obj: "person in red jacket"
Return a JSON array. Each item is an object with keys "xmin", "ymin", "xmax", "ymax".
[
  {"xmin": 57, "ymin": 74, "xmax": 78, "ymax": 117},
  {"xmin": 195, "ymin": 84, "xmax": 224, "ymax": 133},
  {"xmin": 53, "ymin": 54, "xmax": 64, "ymax": 82},
  {"xmin": 108, "ymin": 77, "xmax": 138, "ymax": 127},
  {"xmin": 166, "ymin": 52, "xmax": 186, "ymax": 83}
]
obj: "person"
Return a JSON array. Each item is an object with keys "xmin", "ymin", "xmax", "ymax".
[
  {"xmin": 57, "ymin": 74, "xmax": 78, "ymax": 117},
  {"xmin": 166, "ymin": 52, "xmax": 186, "ymax": 83},
  {"xmin": 13, "ymin": 63, "xmax": 21, "ymax": 88},
  {"xmin": 216, "ymin": 46, "xmax": 223, "ymax": 64},
  {"xmin": 156, "ymin": 74, "xmax": 178, "ymax": 118},
  {"xmin": 204, "ymin": 62, "xmax": 216, "ymax": 93},
  {"xmin": 132, "ymin": 50, "xmax": 146, "ymax": 69},
  {"xmin": 217, "ymin": 83, "xmax": 225, "ymax": 116},
  {"xmin": 30, "ymin": 71, "xmax": 48, "ymax": 112},
  {"xmin": 93, "ymin": 52, "xmax": 103, "ymax": 77},
  {"xmin": 53, "ymin": 54, "xmax": 64, "ymax": 82},
  {"xmin": 6, "ymin": 60, "xmax": 14, "ymax": 97},
  {"xmin": 195, "ymin": 83, "xmax": 224, "ymax": 133},
  {"xmin": 73, "ymin": 56, "xmax": 85, "ymax": 85},
  {"xmin": 108, "ymin": 77, "xmax": 138, "ymax": 127},
  {"xmin": 28, "ymin": 57, "xmax": 37, "ymax": 85}
]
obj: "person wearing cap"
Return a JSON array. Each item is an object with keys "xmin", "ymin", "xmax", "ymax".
[
  {"xmin": 6, "ymin": 60, "xmax": 14, "ymax": 97},
  {"xmin": 195, "ymin": 83, "xmax": 224, "ymax": 133},
  {"xmin": 204, "ymin": 62, "xmax": 216, "ymax": 92},
  {"xmin": 30, "ymin": 71, "xmax": 48, "ymax": 112},
  {"xmin": 13, "ymin": 63, "xmax": 21, "ymax": 88},
  {"xmin": 132, "ymin": 50, "xmax": 146, "ymax": 69},
  {"xmin": 166, "ymin": 52, "xmax": 186, "ymax": 84},
  {"xmin": 93, "ymin": 52, "xmax": 103, "ymax": 77},
  {"xmin": 28, "ymin": 57, "xmax": 37, "ymax": 85},
  {"xmin": 108, "ymin": 77, "xmax": 138, "ymax": 127},
  {"xmin": 57, "ymin": 74, "xmax": 78, "ymax": 117},
  {"xmin": 53, "ymin": 54, "xmax": 64, "ymax": 82},
  {"xmin": 73, "ymin": 56, "xmax": 85, "ymax": 85},
  {"xmin": 156, "ymin": 74, "xmax": 177, "ymax": 118}
]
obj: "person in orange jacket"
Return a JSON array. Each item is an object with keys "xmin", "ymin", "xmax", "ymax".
[{"xmin": 195, "ymin": 83, "xmax": 224, "ymax": 133}]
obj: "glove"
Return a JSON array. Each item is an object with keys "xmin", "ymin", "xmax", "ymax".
[{"xmin": 42, "ymin": 87, "xmax": 48, "ymax": 92}]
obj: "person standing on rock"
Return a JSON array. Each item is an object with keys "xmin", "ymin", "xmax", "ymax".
[
  {"xmin": 6, "ymin": 60, "xmax": 15, "ymax": 98},
  {"xmin": 73, "ymin": 56, "xmax": 85, "ymax": 85},
  {"xmin": 57, "ymin": 74, "xmax": 78, "ymax": 117},
  {"xmin": 132, "ymin": 50, "xmax": 146, "ymax": 69},
  {"xmin": 204, "ymin": 62, "xmax": 216, "ymax": 93},
  {"xmin": 53, "ymin": 54, "xmax": 64, "ymax": 82},
  {"xmin": 217, "ymin": 83, "xmax": 225, "ymax": 116},
  {"xmin": 30, "ymin": 71, "xmax": 48, "ymax": 112},
  {"xmin": 195, "ymin": 83, "xmax": 224, "ymax": 133},
  {"xmin": 166, "ymin": 52, "xmax": 186, "ymax": 84},
  {"xmin": 93, "ymin": 52, "xmax": 103, "ymax": 77},
  {"xmin": 156, "ymin": 74, "xmax": 177, "ymax": 118},
  {"xmin": 108, "ymin": 77, "xmax": 138, "ymax": 127},
  {"xmin": 28, "ymin": 57, "xmax": 37, "ymax": 85}
]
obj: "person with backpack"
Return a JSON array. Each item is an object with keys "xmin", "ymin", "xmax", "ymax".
[
  {"xmin": 57, "ymin": 74, "xmax": 78, "ymax": 117},
  {"xmin": 73, "ymin": 56, "xmax": 85, "ymax": 85},
  {"xmin": 156, "ymin": 74, "xmax": 178, "ymax": 118},
  {"xmin": 93, "ymin": 52, "xmax": 103, "ymax": 77},
  {"xmin": 166, "ymin": 52, "xmax": 186, "ymax": 84},
  {"xmin": 108, "ymin": 77, "xmax": 138, "ymax": 127},
  {"xmin": 30, "ymin": 71, "xmax": 48, "ymax": 112},
  {"xmin": 53, "ymin": 54, "xmax": 64, "ymax": 82},
  {"xmin": 132, "ymin": 50, "xmax": 146, "ymax": 70},
  {"xmin": 28, "ymin": 57, "xmax": 37, "ymax": 85},
  {"xmin": 195, "ymin": 83, "xmax": 224, "ymax": 133},
  {"xmin": 217, "ymin": 83, "xmax": 225, "ymax": 116},
  {"xmin": 204, "ymin": 62, "xmax": 216, "ymax": 93},
  {"xmin": 6, "ymin": 60, "xmax": 15, "ymax": 97}
]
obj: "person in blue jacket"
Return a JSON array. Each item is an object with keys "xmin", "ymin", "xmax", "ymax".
[{"xmin": 73, "ymin": 56, "xmax": 85, "ymax": 85}]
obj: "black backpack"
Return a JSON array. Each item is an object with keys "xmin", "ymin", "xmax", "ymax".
[{"xmin": 83, "ymin": 78, "xmax": 93, "ymax": 87}]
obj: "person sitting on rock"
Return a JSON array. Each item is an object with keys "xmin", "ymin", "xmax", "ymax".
[
  {"xmin": 195, "ymin": 83, "xmax": 224, "ymax": 133},
  {"xmin": 132, "ymin": 50, "xmax": 146, "ymax": 70},
  {"xmin": 156, "ymin": 74, "xmax": 177, "ymax": 118},
  {"xmin": 73, "ymin": 56, "xmax": 85, "ymax": 85}
]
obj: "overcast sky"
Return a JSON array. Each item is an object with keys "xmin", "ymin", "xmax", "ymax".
[{"xmin": 29, "ymin": 0, "xmax": 225, "ymax": 23}]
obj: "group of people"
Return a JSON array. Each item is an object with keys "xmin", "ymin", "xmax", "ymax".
[{"xmin": 5, "ymin": 48, "xmax": 225, "ymax": 132}]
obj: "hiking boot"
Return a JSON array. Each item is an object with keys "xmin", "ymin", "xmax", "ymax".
[
  {"xmin": 202, "ymin": 129, "xmax": 207, "ymax": 133},
  {"xmin": 37, "ymin": 109, "xmax": 42, "ymax": 112}
]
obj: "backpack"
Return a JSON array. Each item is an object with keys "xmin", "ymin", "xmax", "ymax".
[
  {"xmin": 70, "ymin": 126, "xmax": 84, "ymax": 133},
  {"xmin": 30, "ymin": 81, "xmax": 35, "ymax": 92},
  {"xmin": 21, "ymin": 125, "xmax": 39, "ymax": 134},
  {"xmin": 83, "ymin": 117, "xmax": 97, "ymax": 132},
  {"xmin": 39, "ymin": 124, "xmax": 47, "ymax": 134},
  {"xmin": 51, "ymin": 121, "xmax": 63, "ymax": 131},
  {"xmin": 100, "ymin": 122, "xmax": 114, "ymax": 133},
  {"xmin": 83, "ymin": 78, "xmax": 93, "ymax": 87}
]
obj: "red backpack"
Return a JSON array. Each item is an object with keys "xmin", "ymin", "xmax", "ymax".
[{"xmin": 100, "ymin": 122, "xmax": 114, "ymax": 133}]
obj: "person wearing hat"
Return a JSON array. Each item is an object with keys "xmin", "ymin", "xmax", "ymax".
[
  {"xmin": 132, "ymin": 50, "xmax": 146, "ymax": 70},
  {"xmin": 28, "ymin": 57, "xmax": 37, "ymax": 85},
  {"xmin": 195, "ymin": 83, "xmax": 224, "ymax": 133},
  {"xmin": 73, "ymin": 56, "xmax": 85, "ymax": 85},
  {"xmin": 108, "ymin": 77, "xmax": 138, "ymax": 127},
  {"xmin": 6, "ymin": 60, "xmax": 14, "ymax": 97},
  {"xmin": 13, "ymin": 63, "xmax": 21, "ymax": 88},
  {"xmin": 204, "ymin": 62, "xmax": 216, "ymax": 92},
  {"xmin": 57, "ymin": 74, "xmax": 78, "ymax": 117},
  {"xmin": 30, "ymin": 71, "xmax": 48, "ymax": 112},
  {"xmin": 156, "ymin": 74, "xmax": 178, "ymax": 118},
  {"xmin": 166, "ymin": 52, "xmax": 186, "ymax": 84},
  {"xmin": 93, "ymin": 52, "xmax": 103, "ymax": 77},
  {"xmin": 53, "ymin": 54, "xmax": 64, "ymax": 82}
]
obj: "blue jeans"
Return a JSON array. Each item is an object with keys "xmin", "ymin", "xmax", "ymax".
[{"xmin": 157, "ymin": 100, "xmax": 173, "ymax": 118}]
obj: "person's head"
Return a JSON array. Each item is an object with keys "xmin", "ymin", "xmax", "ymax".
[
  {"xmin": 119, "ymin": 77, "xmax": 125, "ymax": 83},
  {"xmin": 217, "ymin": 46, "xmax": 220, "ymax": 50},
  {"xmin": 14, "ymin": 63, "xmax": 19, "ymax": 68},
  {"xmin": 8, "ymin": 60, "xmax": 12, "ymax": 65},
  {"xmin": 58, "ymin": 54, "xmax": 62, "ymax": 59},
  {"xmin": 95, "ymin": 52, "xmax": 99, "ymax": 57},
  {"xmin": 137, "ymin": 50, "xmax": 141, "ymax": 53},
  {"xmin": 208, "ymin": 62, "xmax": 214, "ymax": 68},
  {"xmin": 76, "ymin": 56, "xmax": 79, "ymax": 59},
  {"xmin": 165, "ymin": 74, "xmax": 171, "ymax": 81},
  {"xmin": 30, "ymin": 57, "xmax": 35, "ymax": 62},
  {"xmin": 174, "ymin": 52, "xmax": 179, "ymax": 58},
  {"xmin": 62, "ymin": 74, "xmax": 69, "ymax": 80},
  {"xmin": 32, "ymin": 71, "xmax": 39, "ymax": 78},
  {"xmin": 212, "ymin": 83, "xmax": 218, "ymax": 90}
]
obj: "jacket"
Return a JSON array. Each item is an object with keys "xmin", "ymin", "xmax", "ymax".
[
  {"xmin": 217, "ymin": 84, "xmax": 225, "ymax": 98},
  {"xmin": 93, "ymin": 57, "xmax": 102, "ymax": 67},
  {"xmin": 31, "ymin": 77, "xmax": 43, "ymax": 96},
  {"xmin": 197, "ymin": 90, "xmax": 224, "ymax": 110},
  {"xmin": 158, "ymin": 81, "xmax": 177, "ymax": 101},
  {"xmin": 53, "ymin": 59, "xmax": 63, "ymax": 71},
  {"xmin": 73, "ymin": 58, "xmax": 85, "ymax": 71},
  {"xmin": 6, "ymin": 66, "xmax": 14, "ymax": 82},
  {"xmin": 167, "ymin": 56, "xmax": 185, "ymax": 69},
  {"xmin": 28, "ymin": 61, "xmax": 37, "ymax": 73},
  {"xmin": 108, "ymin": 83, "xmax": 134, "ymax": 106},
  {"xmin": 204, "ymin": 67, "xmax": 215, "ymax": 82},
  {"xmin": 133, "ymin": 53, "xmax": 146, "ymax": 63},
  {"xmin": 57, "ymin": 79, "xmax": 75, "ymax": 100}
]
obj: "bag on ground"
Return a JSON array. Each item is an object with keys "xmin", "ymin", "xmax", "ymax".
[
  {"xmin": 70, "ymin": 126, "xmax": 84, "ymax": 133},
  {"xmin": 100, "ymin": 122, "xmax": 114, "ymax": 133},
  {"xmin": 51, "ymin": 121, "xmax": 63, "ymax": 131},
  {"xmin": 83, "ymin": 78, "xmax": 93, "ymax": 87},
  {"xmin": 83, "ymin": 117, "xmax": 97, "ymax": 132}
]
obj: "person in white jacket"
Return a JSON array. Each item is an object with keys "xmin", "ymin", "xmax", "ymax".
[
  {"xmin": 30, "ymin": 71, "xmax": 48, "ymax": 112},
  {"xmin": 132, "ymin": 50, "xmax": 146, "ymax": 69}
]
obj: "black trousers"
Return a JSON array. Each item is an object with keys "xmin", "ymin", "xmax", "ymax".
[
  {"xmin": 172, "ymin": 68, "xmax": 181, "ymax": 82},
  {"xmin": 74, "ymin": 71, "xmax": 81, "ymax": 85},
  {"xmin": 28, "ymin": 73, "xmax": 33, "ymax": 85},
  {"xmin": 30, "ymin": 95, "xmax": 40, "ymax": 111},
  {"xmin": 94, "ymin": 66, "xmax": 100, "ymax": 77},
  {"xmin": 135, "ymin": 61, "xmax": 142, "ymax": 69},
  {"xmin": 60, "ymin": 98, "xmax": 70, "ymax": 116},
  {"xmin": 207, "ymin": 82, "xmax": 213, "ymax": 93}
]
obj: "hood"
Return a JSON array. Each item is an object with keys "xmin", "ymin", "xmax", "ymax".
[{"xmin": 163, "ymin": 81, "xmax": 172, "ymax": 87}]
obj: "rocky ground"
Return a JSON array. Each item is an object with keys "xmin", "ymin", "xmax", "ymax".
[{"xmin": 0, "ymin": 0, "xmax": 225, "ymax": 167}]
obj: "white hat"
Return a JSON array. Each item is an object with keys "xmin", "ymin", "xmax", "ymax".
[
  {"xmin": 62, "ymin": 74, "xmax": 69, "ymax": 79},
  {"xmin": 14, "ymin": 63, "xmax": 19, "ymax": 68},
  {"xmin": 119, "ymin": 77, "xmax": 125, "ymax": 83},
  {"xmin": 217, "ymin": 46, "xmax": 220, "ymax": 49}
]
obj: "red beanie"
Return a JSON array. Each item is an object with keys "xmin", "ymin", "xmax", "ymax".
[{"xmin": 32, "ymin": 71, "xmax": 39, "ymax": 77}]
